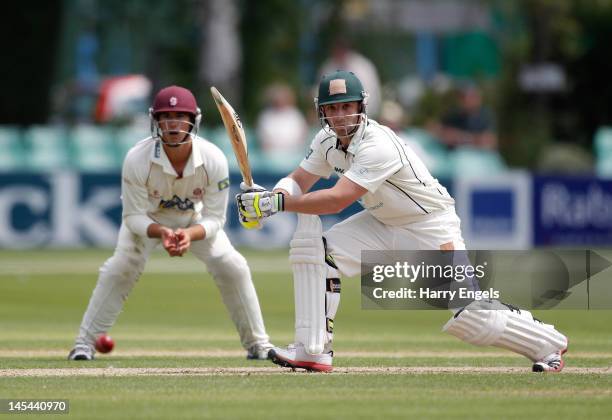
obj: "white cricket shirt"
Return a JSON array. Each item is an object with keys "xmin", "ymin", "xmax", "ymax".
[
  {"xmin": 121, "ymin": 136, "xmax": 230, "ymax": 237},
  {"xmin": 300, "ymin": 120, "xmax": 455, "ymax": 225}
]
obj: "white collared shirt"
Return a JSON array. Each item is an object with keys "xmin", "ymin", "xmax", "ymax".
[
  {"xmin": 300, "ymin": 120, "xmax": 455, "ymax": 225},
  {"xmin": 121, "ymin": 136, "xmax": 230, "ymax": 237}
]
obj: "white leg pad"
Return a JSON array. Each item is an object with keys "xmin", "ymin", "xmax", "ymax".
[
  {"xmin": 290, "ymin": 214, "xmax": 327, "ymax": 355},
  {"xmin": 443, "ymin": 300, "xmax": 568, "ymax": 362}
]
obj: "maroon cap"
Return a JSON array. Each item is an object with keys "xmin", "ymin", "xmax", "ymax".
[{"xmin": 151, "ymin": 85, "xmax": 198, "ymax": 116}]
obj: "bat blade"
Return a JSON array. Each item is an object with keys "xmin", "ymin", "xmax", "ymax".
[{"xmin": 210, "ymin": 86, "xmax": 254, "ymax": 188}]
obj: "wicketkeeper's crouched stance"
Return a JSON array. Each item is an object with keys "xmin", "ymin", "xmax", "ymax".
[
  {"xmin": 236, "ymin": 71, "xmax": 567, "ymax": 373},
  {"xmin": 69, "ymin": 86, "xmax": 272, "ymax": 360}
]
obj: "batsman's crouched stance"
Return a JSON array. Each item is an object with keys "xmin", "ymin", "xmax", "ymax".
[
  {"xmin": 236, "ymin": 70, "xmax": 568, "ymax": 373},
  {"xmin": 68, "ymin": 86, "xmax": 272, "ymax": 361}
]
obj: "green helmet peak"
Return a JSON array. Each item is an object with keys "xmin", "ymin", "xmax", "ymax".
[{"xmin": 316, "ymin": 70, "xmax": 368, "ymax": 107}]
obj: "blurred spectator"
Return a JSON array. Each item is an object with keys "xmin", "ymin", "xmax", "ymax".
[
  {"xmin": 378, "ymin": 100, "xmax": 434, "ymax": 170},
  {"xmin": 430, "ymin": 83, "xmax": 497, "ymax": 150},
  {"xmin": 256, "ymin": 83, "xmax": 308, "ymax": 154},
  {"xmin": 538, "ymin": 143, "xmax": 593, "ymax": 174},
  {"xmin": 319, "ymin": 38, "xmax": 382, "ymax": 118}
]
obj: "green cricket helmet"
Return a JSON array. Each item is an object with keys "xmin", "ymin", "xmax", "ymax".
[
  {"xmin": 316, "ymin": 70, "xmax": 368, "ymax": 107},
  {"xmin": 315, "ymin": 70, "xmax": 369, "ymax": 136}
]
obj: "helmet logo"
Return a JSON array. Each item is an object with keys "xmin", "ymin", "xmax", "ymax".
[
  {"xmin": 329, "ymin": 79, "xmax": 347, "ymax": 95},
  {"xmin": 169, "ymin": 96, "xmax": 178, "ymax": 106}
]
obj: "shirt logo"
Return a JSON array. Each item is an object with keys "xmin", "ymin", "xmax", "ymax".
[
  {"xmin": 169, "ymin": 96, "xmax": 178, "ymax": 106},
  {"xmin": 334, "ymin": 167, "xmax": 345, "ymax": 174},
  {"xmin": 306, "ymin": 148, "xmax": 314, "ymax": 160},
  {"xmin": 159, "ymin": 195, "xmax": 194, "ymax": 211},
  {"xmin": 329, "ymin": 79, "xmax": 347, "ymax": 95},
  {"xmin": 217, "ymin": 177, "xmax": 230, "ymax": 191},
  {"xmin": 154, "ymin": 141, "xmax": 161, "ymax": 158}
]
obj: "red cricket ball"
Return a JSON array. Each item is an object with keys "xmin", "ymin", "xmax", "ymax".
[{"xmin": 95, "ymin": 334, "xmax": 115, "ymax": 354}]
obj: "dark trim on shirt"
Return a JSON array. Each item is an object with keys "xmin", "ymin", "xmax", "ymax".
[{"xmin": 385, "ymin": 179, "xmax": 430, "ymax": 214}]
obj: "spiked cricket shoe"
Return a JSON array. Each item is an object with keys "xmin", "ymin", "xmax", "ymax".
[
  {"xmin": 268, "ymin": 343, "xmax": 333, "ymax": 372},
  {"xmin": 246, "ymin": 342, "xmax": 275, "ymax": 360},
  {"xmin": 532, "ymin": 348, "xmax": 567, "ymax": 372},
  {"xmin": 68, "ymin": 345, "xmax": 94, "ymax": 361}
]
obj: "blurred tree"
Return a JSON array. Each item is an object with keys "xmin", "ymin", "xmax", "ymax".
[
  {"xmin": 240, "ymin": 0, "xmax": 306, "ymax": 123},
  {"xmin": 493, "ymin": 0, "xmax": 612, "ymax": 168},
  {"xmin": 0, "ymin": 1, "xmax": 63, "ymax": 124}
]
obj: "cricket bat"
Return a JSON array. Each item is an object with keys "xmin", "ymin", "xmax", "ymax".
[{"xmin": 210, "ymin": 86, "xmax": 254, "ymax": 188}]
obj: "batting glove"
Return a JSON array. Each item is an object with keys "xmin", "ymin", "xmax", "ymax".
[
  {"xmin": 235, "ymin": 196, "xmax": 264, "ymax": 230},
  {"xmin": 237, "ymin": 212, "xmax": 263, "ymax": 230},
  {"xmin": 236, "ymin": 190, "xmax": 284, "ymax": 219},
  {"xmin": 235, "ymin": 182, "xmax": 266, "ymax": 229}
]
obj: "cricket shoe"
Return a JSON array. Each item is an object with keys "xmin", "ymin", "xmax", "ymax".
[
  {"xmin": 532, "ymin": 347, "xmax": 567, "ymax": 372},
  {"xmin": 246, "ymin": 342, "xmax": 275, "ymax": 360},
  {"xmin": 268, "ymin": 343, "xmax": 333, "ymax": 372},
  {"xmin": 68, "ymin": 345, "xmax": 94, "ymax": 361}
]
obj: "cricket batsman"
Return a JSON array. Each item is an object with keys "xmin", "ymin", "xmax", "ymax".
[
  {"xmin": 68, "ymin": 85, "xmax": 273, "ymax": 360},
  {"xmin": 236, "ymin": 70, "xmax": 568, "ymax": 372}
]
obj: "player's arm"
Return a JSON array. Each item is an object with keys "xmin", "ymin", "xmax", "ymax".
[
  {"xmin": 273, "ymin": 167, "xmax": 320, "ymax": 196},
  {"xmin": 195, "ymin": 183, "xmax": 228, "ymax": 240},
  {"xmin": 238, "ymin": 175, "xmax": 366, "ymax": 219},
  {"xmin": 196, "ymin": 151, "xmax": 231, "ymax": 240},
  {"xmin": 283, "ymin": 176, "xmax": 366, "ymax": 214},
  {"xmin": 121, "ymin": 155, "xmax": 158, "ymax": 237}
]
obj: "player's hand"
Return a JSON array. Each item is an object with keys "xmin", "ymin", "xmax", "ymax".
[
  {"xmin": 234, "ymin": 194, "xmax": 263, "ymax": 230},
  {"xmin": 236, "ymin": 190, "xmax": 284, "ymax": 219},
  {"xmin": 173, "ymin": 228, "xmax": 191, "ymax": 256},
  {"xmin": 234, "ymin": 182, "xmax": 267, "ymax": 229},
  {"xmin": 160, "ymin": 227, "xmax": 180, "ymax": 257}
]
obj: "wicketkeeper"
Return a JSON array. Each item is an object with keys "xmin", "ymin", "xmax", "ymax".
[{"xmin": 236, "ymin": 71, "xmax": 568, "ymax": 373}]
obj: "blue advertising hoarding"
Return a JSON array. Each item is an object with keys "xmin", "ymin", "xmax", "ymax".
[
  {"xmin": 533, "ymin": 176, "xmax": 612, "ymax": 246},
  {"xmin": 1, "ymin": 171, "xmax": 611, "ymax": 249},
  {"xmin": 454, "ymin": 172, "xmax": 532, "ymax": 249}
]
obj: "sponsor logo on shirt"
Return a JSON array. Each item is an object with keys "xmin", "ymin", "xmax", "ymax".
[
  {"xmin": 154, "ymin": 141, "xmax": 161, "ymax": 158},
  {"xmin": 367, "ymin": 202, "xmax": 384, "ymax": 211},
  {"xmin": 334, "ymin": 167, "xmax": 345, "ymax": 174},
  {"xmin": 306, "ymin": 148, "xmax": 314, "ymax": 159},
  {"xmin": 159, "ymin": 195, "xmax": 194, "ymax": 211},
  {"xmin": 217, "ymin": 178, "xmax": 230, "ymax": 191}
]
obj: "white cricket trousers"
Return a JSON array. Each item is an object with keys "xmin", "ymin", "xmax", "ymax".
[
  {"xmin": 74, "ymin": 223, "xmax": 270, "ymax": 350},
  {"xmin": 324, "ymin": 208, "xmax": 466, "ymax": 277}
]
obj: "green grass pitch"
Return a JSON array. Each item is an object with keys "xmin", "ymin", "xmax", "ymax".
[{"xmin": 1, "ymin": 249, "xmax": 611, "ymax": 419}]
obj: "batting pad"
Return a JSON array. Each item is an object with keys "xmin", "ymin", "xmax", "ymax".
[
  {"xmin": 290, "ymin": 214, "xmax": 327, "ymax": 355},
  {"xmin": 443, "ymin": 300, "xmax": 568, "ymax": 362}
]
